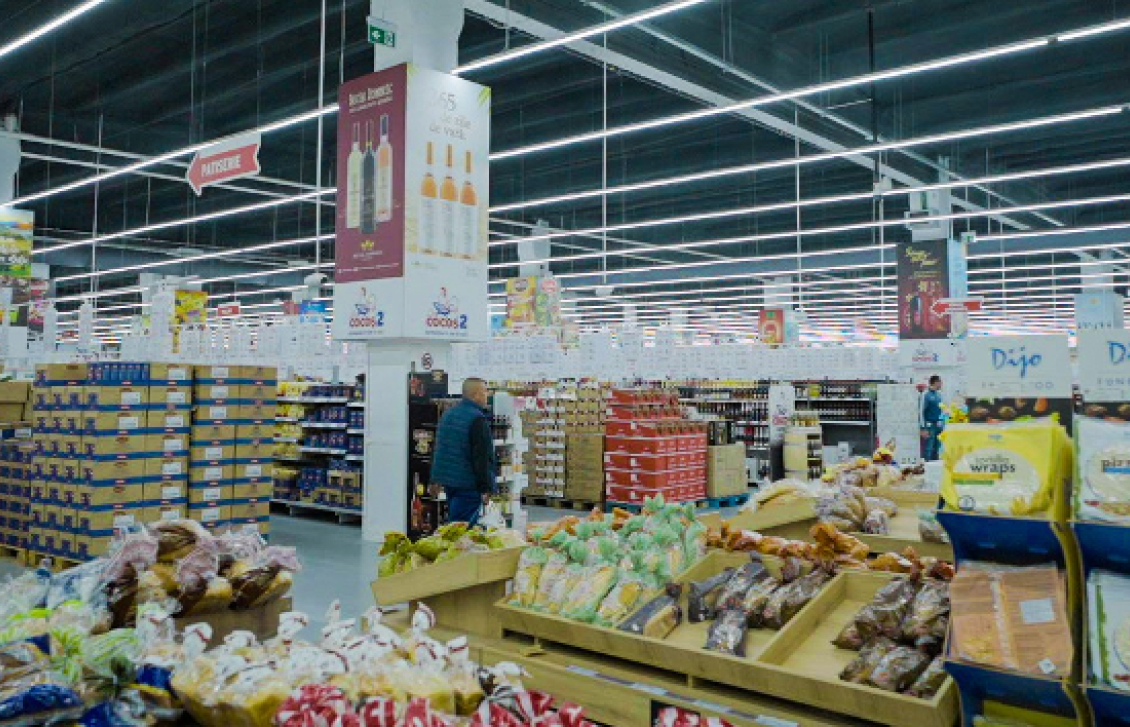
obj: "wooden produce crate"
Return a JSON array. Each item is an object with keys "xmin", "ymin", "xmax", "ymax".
[
  {"xmin": 174, "ymin": 597, "xmax": 292, "ymax": 643},
  {"xmin": 372, "ymin": 546, "xmax": 525, "ymax": 638},
  {"xmin": 494, "ymin": 551, "xmax": 957, "ymax": 727}
]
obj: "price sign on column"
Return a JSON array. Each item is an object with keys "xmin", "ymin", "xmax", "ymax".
[
  {"xmin": 966, "ymin": 335, "xmax": 1071, "ymax": 398},
  {"xmin": 1077, "ymin": 329, "xmax": 1130, "ymax": 401}
]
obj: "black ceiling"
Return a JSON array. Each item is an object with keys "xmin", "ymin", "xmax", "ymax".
[{"xmin": 2, "ymin": 0, "xmax": 1130, "ymax": 327}]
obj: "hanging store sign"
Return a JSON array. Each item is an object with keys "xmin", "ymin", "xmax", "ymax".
[
  {"xmin": 966, "ymin": 334, "xmax": 1071, "ymax": 398},
  {"xmin": 367, "ymin": 18, "xmax": 398, "ymax": 48},
  {"xmin": 216, "ymin": 303, "xmax": 241, "ymax": 318},
  {"xmin": 1077, "ymin": 329, "xmax": 1130, "ymax": 402},
  {"xmin": 333, "ymin": 63, "xmax": 490, "ymax": 342},
  {"xmin": 897, "ymin": 239, "xmax": 968, "ymax": 341},
  {"xmin": 187, "ymin": 133, "xmax": 262, "ymax": 195}
]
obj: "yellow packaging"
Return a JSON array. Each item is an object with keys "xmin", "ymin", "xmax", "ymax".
[{"xmin": 940, "ymin": 420, "xmax": 1072, "ymax": 518}]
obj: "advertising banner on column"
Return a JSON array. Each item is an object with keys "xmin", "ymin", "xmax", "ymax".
[
  {"xmin": 333, "ymin": 64, "xmax": 490, "ymax": 342},
  {"xmin": 897, "ymin": 240, "xmax": 950, "ymax": 340}
]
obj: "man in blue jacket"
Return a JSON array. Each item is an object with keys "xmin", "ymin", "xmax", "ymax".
[
  {"xmin": 431, "ymin": 377, "xmax": 496, "ymax": 525},
  {"xmin": 920, "ymin": 375, "xmax": 945, "ymax": 461}
]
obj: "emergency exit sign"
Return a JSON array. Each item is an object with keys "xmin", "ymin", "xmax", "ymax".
[{"xmin": 368, "ymin": 20, "xmax": 396, "ymax": 48}]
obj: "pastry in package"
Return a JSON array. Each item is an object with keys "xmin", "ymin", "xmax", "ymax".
[
  {"xmin": 619, "ymin": 584, "xmax": 683, "ymax": 639},
  {"xmin": 506, "ymin": 547, "xmax": 547, "ymax": 608},
  {"xmin": 1075, "ymin": 416, "xmax": 1130, "ymax": 524}
]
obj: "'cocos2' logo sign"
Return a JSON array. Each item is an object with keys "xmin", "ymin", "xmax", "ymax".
[
  {"xmin": 426, "ymin": 287, "xmax": 467, "ymax": 332},
  {"xmin": 349, "ymin": 288, "xmax": 385, "ymax": 330}
]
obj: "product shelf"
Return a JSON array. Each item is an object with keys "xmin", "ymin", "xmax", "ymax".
[
  {"xmin": 493, "ymin": 551, "xmax": 957, "ymax": 727},
  {"xmin": 270, "ymin": 499, "xmax": 361, "ymax": 518},
  {"xmin": 943, "ymin": 660, "xmax": 1086, "ymax": 727},
  {"xmin": 300, "ymin": 446, "xmax": 348, "ymax": 455},
  {"xmin": 1073, "ymin": 520, "xmax": 1130, "ymax": 725},
  {"xmin": 300, "ymin": 422, "xmax": 349, "ymax": 429},
  {"xmin": 347, "ymin": 401, "xmax": 365, "ymax": 408},
  {"xmin": 346, "ymin": 428, "xmax": 364, "ymax": 435},
  {"xmin": 278, "ymin": 396, "xmax": 350, "ymax": 404}
]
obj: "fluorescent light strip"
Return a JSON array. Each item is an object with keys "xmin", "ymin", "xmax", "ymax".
[
  {"xmin": 35, "ymin": 189, "xmax": 333, "ymax": 256},
  {"xmin": 489, "ymin": 155, "xmax": 1130, "ymax": 247},
  {"xmin": 8, "ymin": 104, "xmax": 337, "ymax": 208},
  {"xmin": 973, "ymin": 220, "xmax": 1130, "ymax": 257},
  {"xmin": 0, "ymin": 0, "xmax": 108, "ymax": 60},
  {"xmin": 56, "ymin": 233, "xmax": 331, "ymax": 284},
  {"xmin": 489, "ymin": 15, "xmax": 1130, "ymax": 163},
  {"xmin": 491, "ymin": 104, "xmax": 1124, "ymax": 214},
  {"xmin": 454, "ymin": 0, "xmax": 710, "ymax": 75}
]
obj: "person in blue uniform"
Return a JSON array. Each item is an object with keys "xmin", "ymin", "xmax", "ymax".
[
  {"xmin": 920, "ymin": 375, "xmax": 945, "ymax": 461},
  {"xmin": 430, "ymin": 377, "xmax": 496, "ymax": 525}
]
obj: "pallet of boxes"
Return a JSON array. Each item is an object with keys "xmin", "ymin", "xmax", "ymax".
[
  {"xmin": 0, "ymin": 381, "xmax": 33, "ymax": 559},
  {"xmin": 521, "ymin": 380, "xmax": 607, "ymax": 508},
  {"xmin": 28, "ymin": 362, "xmax": 193, "ymax": 562},
  {"xmin": 190, "ymin": 365, "xmax": 276, "ymax": 537},
  {"xmin": 706, "ymin": 441, "xmax": 747, "ymax": 501}
]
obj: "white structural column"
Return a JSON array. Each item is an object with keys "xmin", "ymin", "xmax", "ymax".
[
  {"xmin": 0, "ymin": 115, "xmax": 20, "ymax": 204},
  {"xmin": 361, "ymin": 0, "xmax": 469, "ymax": 543}
]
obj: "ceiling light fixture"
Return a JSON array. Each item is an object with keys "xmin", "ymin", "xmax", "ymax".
[{"xmin": 0, "ymin": 0, "xmax": 109, "ymax": 61}]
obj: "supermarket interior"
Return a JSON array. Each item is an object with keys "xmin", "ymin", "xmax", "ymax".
[{"xmin": 2, "ymin": 1, "xmax": 1130, "ymax": 726}]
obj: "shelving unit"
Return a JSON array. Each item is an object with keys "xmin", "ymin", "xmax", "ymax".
[{"xmin": 273, "ymin": 381, "xmax": 363, "ymax": 519}]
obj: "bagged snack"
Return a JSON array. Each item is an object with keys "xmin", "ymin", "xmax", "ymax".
[
  {"xmin": 716, "ymin": 559, "xmax": 769, "ymax": 608},
  {"xmin": 560, "ymin": 554, "xmax": 620, "ymax": 622},
  {"xmin": 544, "ymin": 564, "xmax": 586, "ymax": 616},
  {"xmin": 741, "ymin": 576, "xmax": 779, "ymax": 628},
  {"xmin": 530, "ymin": 548, "xmax": 570, "ymax": 612},
  {"xmin": 906, "ymin": 656, "xmax": 948, "ymax": 699},
  {"xmin": 704, "ymin": 603, "xmax": 749, "ymax": 656},
  {"xmin": 1088, "ymin": 569, "xmax": 1130, "ymax": 690},
  {"xmin": 865, "ymin": 497, "xmax": 898, "ymax": 517},
  {"xmin": 151, "ymin": 520, "xmax": 209, "ymax": 562},
  {"xmin": 862, "ymin": 509, "xmax": 890, "ymax": 535},
  {"xmin": 918, "ymin": 511, "xmax": 949, "ymax": 544},
  {"xmin": 686, "ymin": 568, "xmax": 735, "ymax": 623},
  {"xmin": 507, "ymin": 547, "xmax": 547, "ymax": 608},
  {"xmin": 855, "ymin": 578, "xmax": 919, "ymax": 643},
  {"xmin": 867, "ymin": 645, "xmax": 932, "ymax": 692},
  {"xmin": 762, "ymin": 571, "xmax": 830, "ymax": 629},
  {"xmin": 901, "ymin": 580, "xmax": 950, "ymax": 653},
  {"xmin": 593, "ymin": 567, "xmax": 648, "ymax": 627},
  {"xmin": 619, "ymin": 584, "xmax": 683, "ymax": 639},
  {"xmin": 833, "ymin": 621, "xmax": 864, "ymax": 650},
  {"xmin": 1075, "ymin": 415, "xmax": 1130, "ymax": 524},
  {"xmin": 839, "ymin": 637, "xmax": 898, "ymax": 684},
  {"xmin": 940, "ymin": 421, "xmax": 1071, "ymax": 517}
]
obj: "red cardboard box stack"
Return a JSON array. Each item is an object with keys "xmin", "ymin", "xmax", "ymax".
[{"xmin": 603, "ymin": 389, "xmax": 707, "ymax": 504}]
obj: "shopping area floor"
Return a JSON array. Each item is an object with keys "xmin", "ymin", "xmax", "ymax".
[{"xmin": 0, "ymin": 504, "xmax": 743, "ymax": 635}]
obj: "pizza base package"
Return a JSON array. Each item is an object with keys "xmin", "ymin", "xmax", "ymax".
[
  {"xmin": 940, "ymin": 420, "xmax": 1072, "ymax": 518},
  {"xmin": 1075, "ymin": 415, "xmax": 1130, "ymax": 524}
]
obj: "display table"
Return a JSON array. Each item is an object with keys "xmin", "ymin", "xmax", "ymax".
[
  {"xmin": 371, "ymin": 546, "xmax": 524, "ymax": 638},
  {"xmin": 729, "ymin": 489, "xmax": 953, "ymax": 561}
]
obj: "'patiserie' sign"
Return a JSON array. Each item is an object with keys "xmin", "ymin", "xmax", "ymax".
[
  {"xmin": 966, "ymin": 335, "xmax": 1071, "ymax": 398},
  {"xmin": 1078, "ymin": 330, "xmax": 1130, "ymax": 401},
  {"xmin": 187, "ymin": 133, "xmax": 262, "ymax": 195}
]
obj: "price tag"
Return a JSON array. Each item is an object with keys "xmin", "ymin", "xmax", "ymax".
[
  {"xmin": 169, "ymin": 391, "xmax": 188, "ymax": 404},
  {"xmin": 204, "ymin": 467, "xmax": 222, "ymax": 480},
  {"xmin": 164, "ymin": 438, "xmax": 184, "ymax": 452},
  {"xmin": 162, "ymin": 461, "xmax": 183, "ymax": 476},
  {"xmin": 166, "ymin": 415, "xmax": 185, "ymax": 428},
  {"xmin": 118, "ymin": 415, "xmax": 140, "ymax": 429},
  {"xmin": 565, "ymin": 665, "xmax": 598, "ymax": 677},
  {"xmin": 246, "ymin": 464, "xmax": 263, "ymax": 478},
  {"xmin": 212, "ymin": 385, "xmax": 230, "ymax": 399},
  {"xmin": 966, "ymin": 335, "xmax": 1071, "ymax": 398},
  {"xmin": 205, "ymin": 446, "xmax": 224, "ymax": 460},
  {"xmin": 629, "ymin": 683, "xmax": 667, "ymax": 697},
  {"xmin": 161, "ymin": 485, "xmax": 182, "ymax": 499},
  {"xmin": 121, "ymin": 391, "xmax": 142, "ymax": 406}
]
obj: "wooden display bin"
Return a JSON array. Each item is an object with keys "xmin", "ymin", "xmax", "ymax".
[
  {"xmin": 728, "ymin": 489, "xmax": 953, "ymax": 561},
  {"xmin": 174, "ymin": 596, "xmax": 292, "ymax": 643},
  {"xmin": 372, "ymin": 546, "xmax": 525, "ymax": 638},
  {"xmin": 494, "ymin": 551, "xmax": 957, "ymax": 727}
]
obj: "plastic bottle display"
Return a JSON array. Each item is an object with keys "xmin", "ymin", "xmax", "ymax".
[
  {"xmin": 440, "ymin": 144, "xmax": 458, "ymax": 256},
  {"xmin": 419, "ymin": 141, "xmax": 438, "ymax": 253},
  {"xmin": 460, "ymin": 150, "xmax": 478, "ymax": 259},
  {"xmin": 346, "ymin": 122, "xmax": 362, "ymax": 229},
  {"xmin": 376, "ymin": 114, "xmax": 393, "ymax": 223}
]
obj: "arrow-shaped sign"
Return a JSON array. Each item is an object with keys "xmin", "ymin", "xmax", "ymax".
[
  {"xmin": 187, "ymin": 133, "xmax": 262, "ymax": 195},
  {"xmin": 931, "ymin": 298, "xmax": 983, "ymax": 316}
]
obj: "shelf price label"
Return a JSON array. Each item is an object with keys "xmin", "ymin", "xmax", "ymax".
[
  {"xmin": 1078, "ymin": 329, "xmax": 1130, "ymax": 401},
  {"xmin": 966, "ymin": 334, "xmax": 1071, "ymax": 398}
]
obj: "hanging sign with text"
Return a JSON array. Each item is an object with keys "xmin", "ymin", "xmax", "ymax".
[{"xmin": 966, "ymin": 334, "xmax": 1071, "ymax": 398}]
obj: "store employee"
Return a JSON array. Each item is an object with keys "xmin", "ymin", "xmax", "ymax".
[
  {"xmin": 920, "ymin": 375, "xmax": 945, "ymax": 461},
  {"xmin": 431, "ymin": 377, "xmax": 497, "ymax": 525}
]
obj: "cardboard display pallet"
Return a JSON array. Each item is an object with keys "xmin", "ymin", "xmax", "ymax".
[{"xmin": 495, "ymin": 550, "xmax": 956, "ymax": 727}]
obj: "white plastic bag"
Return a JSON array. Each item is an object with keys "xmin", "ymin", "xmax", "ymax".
[{"xmin": 480, "ymin": 500, "xmax": 506, "ymax": 529}]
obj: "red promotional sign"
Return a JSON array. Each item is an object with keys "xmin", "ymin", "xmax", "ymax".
[
  {"xmin": 930, "ymin": 298, "xmax": 983, "ymax": 317},
  {"xmin": 187, "ymin": 134, "xmax": 262, "ymax": 195},
  {"xmin": 217, "ymin": 303, "xmax": 241, "ymax": 318}
]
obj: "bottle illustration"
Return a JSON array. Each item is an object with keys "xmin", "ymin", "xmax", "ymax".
[
  {"xmin": 440, "ymin": 144, "xmax": 458, "ymax": 256},
  {"xmin": 376, "ymin": 114, "xmax": 393, "ymax": 223},
  {"xmin": 419, "ymin": 141, "xmax": 438, "ymax": 254},
  {"xmin": 346, "ymin": 122, "xmax": 362, "ymax": 229},
  {"xmin": 361, "ymin": 121, "xmax": 376, "ymax": 235},
  {"xmin": 460, "ymin": 150, "xmax": 478, "ymax": 259}
]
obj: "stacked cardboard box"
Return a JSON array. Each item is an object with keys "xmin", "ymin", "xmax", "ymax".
[
  {"xmin": 191, "ymin": 365, "xmax": 276, "ymax": 535},
  {"xmin": 706, "ymin": 443, "xmax": 747, "ymax": 498},
  {"xmin": 0, "ymin": 432, "xmax": 33, "ymax": 551},
  {"xmin": 523, "ymin": 381, "xmax": 606, "ymax": 501},
  {"xmin": 604, "ymin": 389, "xmax": 708, "ymax": 504},
  {"xmin": 0, "ymin": 381, "xmax": 31, "ymax": 424},
  {"xmin": 29, "ymin": 362, "xmax": 192, "ymax": 560}
]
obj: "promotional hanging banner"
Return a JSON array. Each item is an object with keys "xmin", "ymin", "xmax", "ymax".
[
  {"xmin": 186, "ymin": 133, "xmax": 262, "ymax": 195},
  {"xmin": 965, "ymin": 334, "xmax": 1071, "ymax": 399},
  {"xmin": 333, "ymin": 63, "xmax": 490, "ymax": 342},
  {"xmin": 897, "ymin": 238, "xmax": 968, "ymax": 340}
]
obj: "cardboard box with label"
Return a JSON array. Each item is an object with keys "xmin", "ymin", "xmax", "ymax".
[
  {"xmin": 194, "ymin": 365, "xmax": 236, "ymax": 381},
  {"xmin": 232, "ymin": 480, "xmax": 272, "ymax": 500},
  {"xmin": 81, "ymin": 459, "xmax": 147, "ymax": 485},
  {"xmin": 191, "ymin": 423, "xmax": 237, "ymax": 442},
  {"xmin": 189, "ymin": 484, "xmax": 233, "ymax": 505},
  {"xmin": 80, "ymin": 432, "xmax": 148, "ymax": 458},
  {"xmin": 194, "ymin": 383, "xmax": 237, "ymax": 402},
  {"xmin": 190, "ymin": 444, "xmax": 235, "ymax": 463},
  {"xmin": 144, "ymin": 457, "xmax": 188, "ymax": 479},
  {"xmin": 194, "ymin": 404, "xmax": 233, "ymax": 423},
  {"xmin": 238, "ymin": 384, "xmax": 275, "ymax": 402},
  {"xmin": 149, "ymin": 363, "xmax": 193, "ymax": 383},
  {"xmin": 706, "ymin": 443, "xmax": 747, "ymax": 498},
  {"xmin": 235, "ymin": 462, "xmax": 271, "ymax": 481},
  {"xmin": 82, "ymin": 411, "xmax": 145, "ymax": 434},
  {"xmin": 189, "ymin": 464, "xmax": 234, "ymax": 486},
  {"xmin": 235, "ymin": 404, "xmax": 276, "ymax": 422},
  {"xmin": 149, "ymin": 386, "xmax": 192, "ymax": 406},
  {"xmin": 36, "ymin": 363, "xmax": 89, "ymax": 385},
  {"xmin": 77, "ymin": 504, "xmax": 146, "ymax": 535},
  {"xmin": 143, "ymin": 503, "xmax": 186, "ymax": 524},
  {"xmin": 235, "ymin": 441, "xmax": 272, "ymax": 460},
  {"xmin": 84, "ymin": 386, "xmax": 149, "ymax": 408},
  {"xmin": 148, "ymin": 410, "xmax": 190, "ymax": 430},
  {"xmin": 74, "ymin": 482, "xmax": 145, "ymax": 509},
  {"xmin": 0, "ymin": 381, "xmax": 30, "ymax": 403},
  {"xmin": 236, "ymin": 423, "xmax": 273, "ymax": 441},
  {"xmin": 229, "ymin": 499, "xmax": 269, "ymax": 521},
  {"xmin": 188, "ymin": 503, "xmax": 231, "ymax": 525},
  {"xmin": 145, "ymin": 432, "xmax": 189, "ymax": 455},
  {"xmin": 143, "ymin": 481, "xmax": 187, "ymax": 503}
]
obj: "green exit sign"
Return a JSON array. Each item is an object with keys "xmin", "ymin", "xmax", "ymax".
[{"xmin": 368, "ymin": 22, "xmax": 396, "ymax": 48}]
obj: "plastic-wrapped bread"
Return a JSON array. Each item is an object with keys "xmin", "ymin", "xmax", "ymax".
[
  {"xmin": 839, "ymin": 637, "xmax": 898, "ymax": 683},
  {"xmin": 506, "ymin": 546, "xmax": 547, "ymax": 608},
  {"xmin": 704, "ymin": 603, "xmax": 749, "ymax": 656},
  {"xmin": 867, "ymin": 646, "xmax": 932, "ymax": 692},
  {"xmin": 906, "ymin": 656, "xmax": 948, "ymax": 699},
  {"xmin": 686, "ymin": 568, "xmax": 735, "ymax": 623}
]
